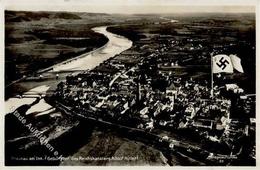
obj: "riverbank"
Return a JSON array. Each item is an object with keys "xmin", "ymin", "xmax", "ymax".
[
  {"xmin": 37, "ymin": 27, "xmax": 110, "ymax": 74},
  {"xmin": 5, "ymin": 25, "xmax": 132, "ymax": 100},
  {"xmin": 5, "ymin": 10, "xmax": 110, "ymax": 87}
]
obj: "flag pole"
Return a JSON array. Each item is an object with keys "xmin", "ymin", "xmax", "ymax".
[{"xmin": 211, "ymin": 53, "xmax": 214, "ymax": 98}]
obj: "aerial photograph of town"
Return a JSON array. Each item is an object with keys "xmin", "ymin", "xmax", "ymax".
[{"xmin": 4, "ymin": 2, "xmax": 256, "ymax": 167}]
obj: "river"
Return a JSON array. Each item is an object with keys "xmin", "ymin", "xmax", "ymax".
[{"xmin": 5, "ymin": 26, "xmax": 133, "ymax": 114}]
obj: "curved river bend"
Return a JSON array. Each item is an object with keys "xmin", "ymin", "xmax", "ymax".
[
  {"xmin": 5, "ymin": 26, "xmax": 133, "ymax": 114},
  {"xmin": 52, "ymin": 26, "xmax": 132, "ymax": 72}
]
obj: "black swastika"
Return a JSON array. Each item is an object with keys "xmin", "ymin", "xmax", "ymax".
[{"xmin": 216, "ymin": 57, "xmax": 229, "ymax": 70}]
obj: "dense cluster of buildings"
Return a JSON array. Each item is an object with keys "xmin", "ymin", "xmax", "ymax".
[{"xmin": 52, "ymin": 32, "xmax": 255, "ymax": 162}]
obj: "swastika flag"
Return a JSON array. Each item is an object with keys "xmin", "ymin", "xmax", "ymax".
[
  {"xmin": 212, "ymin": 54, "xmax": 244, "ymax": 73},
  {"xmin": 212, "ymin": 54, "xmax": 233, "ymax": 73}
]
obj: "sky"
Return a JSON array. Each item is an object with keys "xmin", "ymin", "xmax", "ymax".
[{"xmin": 2, "ymin": 0, "xmax": 257, "ymax": 14}]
